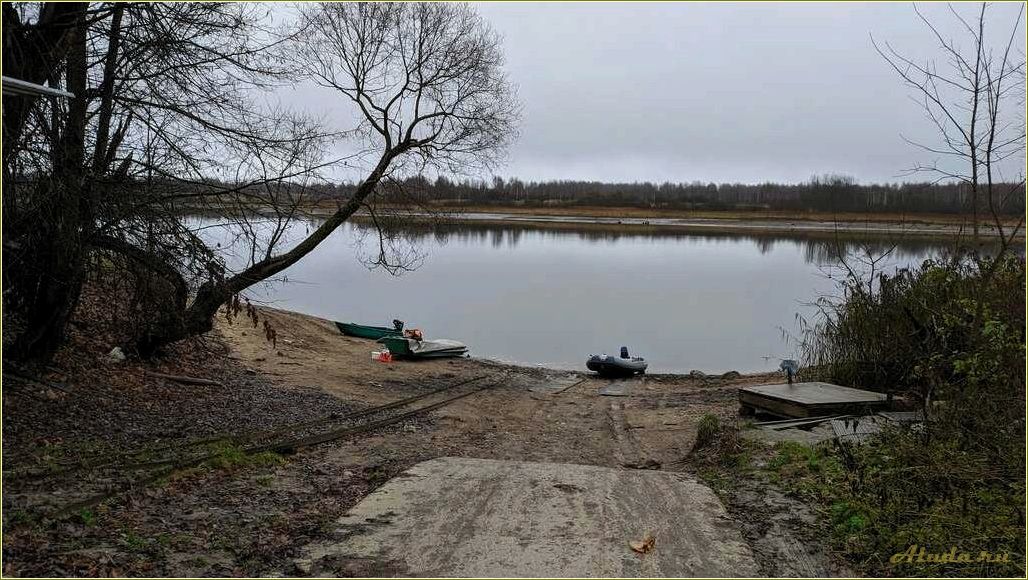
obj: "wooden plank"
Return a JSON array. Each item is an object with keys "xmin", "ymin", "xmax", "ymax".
[
  {"xmin": 528, "ymin": 376, "xmax": 586, "ymax": 395},
  {"xmin": 755, "ymin": 415, "xmax": 849, "ymax": 430},
  {"xmin": 741, "ymin": 382, "xmax": 886, "ymax": 405},
  {"xmin": 739, "ymin": 391, "xmax": 814, "ymax": 418},
  {"xmin": 739, "ymin": 382, "xmax": 888, "ymax": 419},
  {"xmin": 878, "ymin": 410, "xmax": 923, "ymax": 423},
  {"xmin": 831, "ymin": 417, "xmax": 885, "ymax": 444},
  {"xmin": 551, "ymin": 378, "xmax": 587, "ymax": 395},
  {"xmin": 145, "ymin": 371, "xmax": 222, "ymax": 386}
]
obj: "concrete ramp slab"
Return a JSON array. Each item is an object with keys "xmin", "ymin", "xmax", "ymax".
[
  {"xmin": 297, "ymin": 457, "xmax": 758, "ymax": 577},
  {"xmin": 598, "ymin": 380, "xmax": 633, "ymax": 396}
]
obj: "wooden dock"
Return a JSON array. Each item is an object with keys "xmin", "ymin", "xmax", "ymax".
[{"xmin": 738, "ymin": 381, "xmax": 888, "ymax": 418}]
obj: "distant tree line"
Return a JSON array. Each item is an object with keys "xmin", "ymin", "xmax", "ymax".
[
  {"xmin": 16, "ymin": 171, "xmax": 1023, "ymax": 217},
  {"xmin": 299, "ymin": 173, "xmax": 1024, "ymax": 215}
]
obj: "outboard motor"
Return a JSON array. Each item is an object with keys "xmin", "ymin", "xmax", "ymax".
[
  {"xmin": 392, "ymin": 319, "xmax": 405, "ymax": 331},
  {"xmin": 780, "ymin": 359, "xmax": 799, "ymax": 385},
  {"xmin": 620, "ymin": 346, "xmax": 630, "ymax": 359}
]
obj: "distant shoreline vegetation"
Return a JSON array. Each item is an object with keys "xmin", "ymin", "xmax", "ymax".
[
  {"xmin": 11, "ymin": 172, "xmax": 1018, "ymax": 216},
  {"xmin": 380, "ymin": 174, "xmax": 1026, "ymax": 215},
  {"xmin": 170, "ymin": 173, "xmax": 1025, "ymax": 216}
]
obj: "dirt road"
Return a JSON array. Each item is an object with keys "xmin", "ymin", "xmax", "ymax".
[
  {"xmin": 2, "ymin": 305, "xmax": 845, "ymax": 577},
  {"xmin": 220, "ymin": 308, "xmax": 854, "ymax": 576}
]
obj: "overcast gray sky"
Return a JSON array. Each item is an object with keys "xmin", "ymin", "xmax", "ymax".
[{"xmin": 279, "ymin": 2, "xmax": 1026, "ymax": 185}]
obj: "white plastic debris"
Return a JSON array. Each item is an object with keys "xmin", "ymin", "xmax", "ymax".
[{"xmin": 108, "ymin": 346, "xmax": 126, "ymax": 362}]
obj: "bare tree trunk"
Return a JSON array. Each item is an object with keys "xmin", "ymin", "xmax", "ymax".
[
  {"xmin": 10, "ymin": 9, "xmax": 91, "ymax": 365},
  {"xmin": 136, "ymin": 152, "xmax": 399, "ymax": 354}
]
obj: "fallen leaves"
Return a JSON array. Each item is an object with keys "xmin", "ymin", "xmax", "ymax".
[{"xmin": 629, "ymin": 532, "xmax": 656, "ymax": 554}]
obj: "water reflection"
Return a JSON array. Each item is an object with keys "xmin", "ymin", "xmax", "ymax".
[
  {"xmin": 201, "ymin": 216, "xmax": 983, "ymax": 373},
  {"xmin": 346, "ymin": 217, "xmax": 954, "ymax": 266}
]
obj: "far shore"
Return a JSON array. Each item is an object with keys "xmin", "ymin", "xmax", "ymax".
[
  {"xmin": 179, "ymin": 200, "xmax": 1023, "ymax": 240},
  {"xmin": 369, "ymin": 203, "xmax": 1021, "ymax": 226},
  {"xmin": 324, "ymin": 203, "xmax": 1022, "ymax": 240}
]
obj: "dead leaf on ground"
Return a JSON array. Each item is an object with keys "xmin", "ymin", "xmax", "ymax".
[{"xmin": 629, "ymin": 532, "xmax": 656, "ymax": 554}]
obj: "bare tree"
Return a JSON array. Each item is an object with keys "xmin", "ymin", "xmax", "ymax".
[
  {"xmin": 134, "ymin": 2, "xmax": 519, "ymax": 354},
  {"xmin": 3, "ymin": 2, "xmax": 330, "ymax": 363},
  {"xmin": 292, "ymin": 2, "xmax": 522, "ymax": 272},
  {"xmin": 872, "ymin": 2, "xmax": 1026, "ymax": 250},
  {"xmin": 4, "ymin": 2, "xmax": 519, "ymax": 362}
]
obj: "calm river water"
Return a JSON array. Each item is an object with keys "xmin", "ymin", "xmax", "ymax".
[{"xmin": 205, "ymin": 219, "xmax": 948, "ymax": 373}]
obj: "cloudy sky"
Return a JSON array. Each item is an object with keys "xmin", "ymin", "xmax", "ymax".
[{"xmin": 280, "ymin": 2, "xmax": 1026, "ymax": 185}]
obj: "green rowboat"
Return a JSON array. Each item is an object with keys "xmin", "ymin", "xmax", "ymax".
[{"xmin": 334, "ymin": 320, "xmax": 404, "ymax": 340}]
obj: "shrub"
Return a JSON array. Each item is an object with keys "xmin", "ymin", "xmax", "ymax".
[
  {"xmin": 799, "ymin": 254, "xmax": 1026, "ymax": 577},
  {"xmin": 692, "ymin": 414, "xmax": 721, "ymax": 452}
]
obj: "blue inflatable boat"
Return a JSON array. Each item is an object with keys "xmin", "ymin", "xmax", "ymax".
[{"xmin": 586, "ymin": 347, "xmax": 648, "ymax": 376}]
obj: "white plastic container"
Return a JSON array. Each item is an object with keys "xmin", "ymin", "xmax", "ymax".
[{"xmin": 371, "ymin": 351, "xmax": 381, "ymax": 360}]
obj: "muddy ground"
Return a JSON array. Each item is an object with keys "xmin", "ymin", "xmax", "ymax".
[{"xmin": 2, "ymin": 306, "xmax": 850, "ymax": 577}]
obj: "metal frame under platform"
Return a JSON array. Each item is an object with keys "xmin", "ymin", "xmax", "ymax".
[{"xmin": 739, "ymin": 381, "xmax": 888, "ymax": 418}]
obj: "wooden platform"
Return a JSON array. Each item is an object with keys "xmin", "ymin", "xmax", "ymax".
[{"xmin": 738, "ymin": 381, "xmax": 888, "ymax": 419}]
